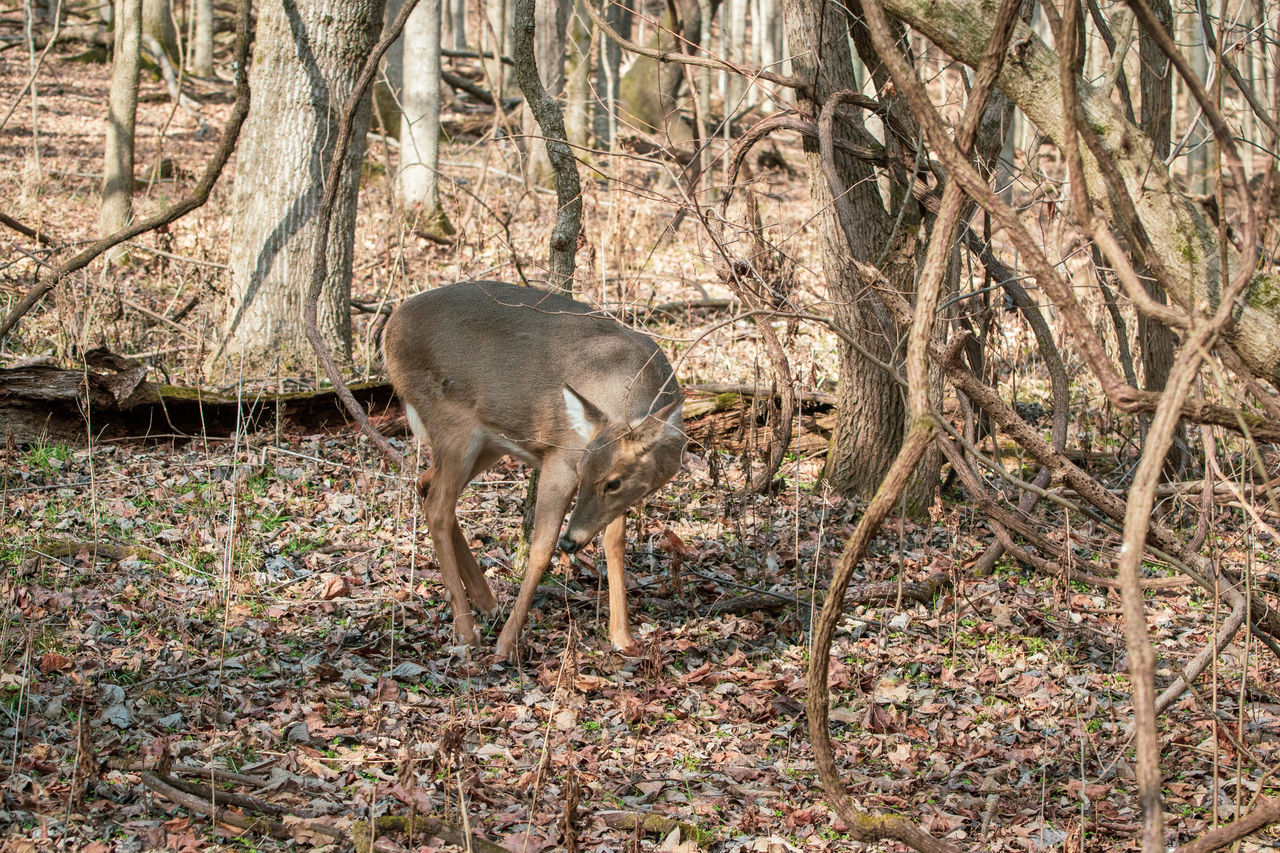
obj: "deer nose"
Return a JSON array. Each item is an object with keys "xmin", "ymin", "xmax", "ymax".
[{"xmin": 557, "ymin": 535, "xmax": 580, "ymax": 554}]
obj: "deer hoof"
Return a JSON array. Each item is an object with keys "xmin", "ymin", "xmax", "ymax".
[{"xmin": 611, "ymin": 635, "xmax": 640, "ymax": 657}]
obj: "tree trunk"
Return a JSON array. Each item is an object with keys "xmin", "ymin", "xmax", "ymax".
[
  {"xmin": 564, "ymin": 0, "xmax": 594, "ymax": 149},
  {"xmin": 483, "ymin": 0, "xmax": 509, "ymax": 98},
  {"xmin": 1137, "ymin": 0, "xmax": 1181, "ymax": 470},
  {"xmin": 521, "ymin": 0, "xmax": 570, "ymax": 186},
  {"xmin": 592, "ymin": 0, "xmax": 630, "ymax": 145},
  {"xmin": 782, "ymin": 0, "xmax": 936, "ymax": 516},
  {"xmin": 142, "ymin": 0, "xmax": 178, "ymax": 64},
  {"xmin": 209, "ymin": 0, "xmax": 385, "ymax": 382},
  {"xmin": 375, "ymin": 0, "xmax": 405, "ymax": 135},
  {"xmin": 443, "ymin": 0, "xmax": 466, "ymax": 49},
  {"xmin": 722, "ymin": 0, "xmax": 747, "ymax": 116},
  {"xmin": 191, "ymin": 0, "xmax": 214, "ymax": 76},
  {"xmin": 100, "ymin": 0, "xmax": 142, "ymax": 248},
  {"xmin": 397, "ymin": 0, "xmax": 452, "ymax": 236}
]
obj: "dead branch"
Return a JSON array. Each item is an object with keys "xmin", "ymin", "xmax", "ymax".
[
  {"xmin": 140, "ymin": 771, "xmax": 300, "ymax": 841},
  {"xmin": 351, "ymin": 815, "xmax": 508, "ymax": 853},
  {"xmin": 598, "ymin": 810, "xmax": 714, "ymax": 847},
  {"xmin": 1174, "ymin": 797, "xmax": 1280, "ymax": 853},
  {"xmin": 0, "ymin": 211, "xmax": 57, "ymax": 246}
]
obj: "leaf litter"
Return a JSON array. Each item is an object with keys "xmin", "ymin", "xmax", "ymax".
[{"xmin": 3, "ymin": 430, "xmax": 1278, "ymax": 852}]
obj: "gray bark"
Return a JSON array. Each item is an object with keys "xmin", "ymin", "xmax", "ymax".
[
  {"xmin": 192, "ymin": 0, "xmax": 213, "ymax": 76},
  {"xmin": 142, "ymin": 0, "xmax": 178, "ymax": 64},
  {"xmin": 782, "ymin": 0, "xmax": 933, "ymax": 514},
  {"xmin": 483, "ymin": 0, "xmax": 509, "ymax": 99},
  {"xmin": 397, "ymin": 0, "xmax": 451, "ymax": 234},
  {"xmin": 881, "ymin": 0, "xmax": 1280, "ymax": 387},
  {"xmin": 521, "ymin": 0, "xmax": 571, "ymax": 186},
  {"xmin": 592, "ymin": 0, "xmax": 630, "ymax": 144},
  {"xmin": 100, "ymin": 0, "xmax": 142, "ymax": 245},
  {"xmin": 564, "ymin": 0, "xmax": 593, "ymax": 148},
  {"xmin": 210, "ymin": 0, "xmax": 385, "ymax": 380},
  {"xmin": 1137, "ymin": 0, "xmax": 1176, "ymax": 397}
]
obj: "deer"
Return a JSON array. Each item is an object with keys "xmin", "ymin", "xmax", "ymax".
[{"xmin": 382, "ymin": 280, "xmax": 686, "ymax": 661}]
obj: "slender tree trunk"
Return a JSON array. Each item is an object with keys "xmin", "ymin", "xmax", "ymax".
[
  {"xmin": 592, "ymin": 0, "xmax": 630, "ymax": 144},
  {"xmin": 209, "ymin": 0, "xmax": 385, "ymax": 381},
  {"xmin": 101, "ymin": 0, "xmax": 142, "ymax": 248},
  {"xmin": 722, "ymin": 0, "xmax": 746, "ymax": 116},
  {"xmin": 1137, "ymin": 0, "xmax": 1181, "ymax": 468},
  {"xmin": 564, "ymin": 0, "xmax": 593, "ymax": 148},
  {"xmin": 192, "ymin": 0, "xmax": 213, "ymax": 76},
  {"xmin": 397, "ymin": 0, "xmax": 452, "ymax": 236},
  {"xmin": 483, "ymin": 0, "xmax": 509, "ymax": 98}
]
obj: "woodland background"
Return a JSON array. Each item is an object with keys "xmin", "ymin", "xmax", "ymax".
[{"xmin": 1, "ymin": 0, "xmax": 1279, "ymax": 850}]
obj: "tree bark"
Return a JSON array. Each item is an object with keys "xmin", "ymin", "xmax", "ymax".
[
  {"xmin": 782, "ymin": 0, "xmax": 935, "ymax": 516},
  {"xmin": 564, "ymin": 0, "xmax": 594, "ymax": 149},
  {"xmin": 512, "ymin": 0, "xmax": 583, "ymax": 290},
  {"xmin": 141, "ymin": 0, "xmax": 178, "ymax": 64},
  {"xmin": 1137, "ymin": 0, "xmax": 1175, "ymax": 392},
  {"xmin": 192, "ymin": 0, "xmax": 214, "ymax": 76},
  {"xmin": 100, "ymin": 0, "xmax": 142, "ymax": 248},
  {"xmin": 209, "ymin": 0, "xmax": 385, "ymax": 381},
  {"xmin": 521, "ymin": 0, "xmax": 571, "ymax": 186},
  {"xmin": 396, "ymin": 0, "xmax": 452, "ymax": 237},
  {"xmin": 593, "ymin": 0, "xmax": 630, "ymax": 145},
  {"xmin": 880, "ymin": 0, "xmax": 1280, "ymax": 387}
]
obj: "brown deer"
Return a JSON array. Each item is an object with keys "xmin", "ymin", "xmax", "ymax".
[{"xmin": 382, "ymin": 281, "xmax": 685, "ymax": 660}]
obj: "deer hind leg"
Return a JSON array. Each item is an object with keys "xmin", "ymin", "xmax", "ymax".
[
  {"xmin": 420, "ymin": 431, "xmax": 495, "ymax": 647},
  {"xmin": 451, "ymin": 447, "xmax": 502, "ymax": 617},
  {"xmin": 603, "ymin": 515, "xmax": 637, "ymax": 654},
  {"xmin": 494, "ymin": 458, "xmax": 578, "ymax": 661}
]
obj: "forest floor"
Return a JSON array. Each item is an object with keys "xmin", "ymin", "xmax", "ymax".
[{"xmin": 3, "ymin": 24, "xmax": 1280, "ymax": 853}]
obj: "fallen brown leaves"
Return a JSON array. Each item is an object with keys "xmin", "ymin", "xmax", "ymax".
[{"xmin": 2, "ymin": 433, "xmax": 1278, "ymax": 852}]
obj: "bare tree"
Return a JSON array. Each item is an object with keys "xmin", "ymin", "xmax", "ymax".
[
  {"xmin": 100, "ymin": 0, "xmax": 142, "ymax": 250},
  {"xmin": 396, "ymin": 0, "xmax": 452, "ymax": 237}
]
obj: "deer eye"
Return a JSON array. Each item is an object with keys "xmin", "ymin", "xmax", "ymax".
[{"xmin": 603, "ymin": 477, "xmax": 623, "ymax": 494}]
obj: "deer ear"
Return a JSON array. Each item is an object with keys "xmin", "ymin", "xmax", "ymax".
[
  {"xmin": 563, "ymin": 385, "xmax": 606, "ymax": 441},
  {"xmin": 656, "ymin": 398, "xmax": 683, "ymax": 432}
]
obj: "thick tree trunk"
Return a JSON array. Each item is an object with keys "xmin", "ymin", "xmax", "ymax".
[
  {"xmin": 782, "ymin": 0, "xmax": 936, "ymax": 516},
  {"xmin": 101, "ymin": 0, "xmax": 142, "ymax": 246},
  {"xmin": 397, "ymin": 0, "xmax": 452, "ymax": 236},
  {"xmin": 210, "ymin": 0, "xmax": 384, "ymax": 381},
  {"xmin": 880, "ymin": 0, "xmax": 1280, "ymax": 387},
  {"xmin": 141, "ymin": 0, "xmax": 178, "ymax": 64}
]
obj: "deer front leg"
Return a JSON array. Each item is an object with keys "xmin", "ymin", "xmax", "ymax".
[
  {"xmin": 603, "ymin": 515, "xmax": 637, "ymax": 654},
  {"xmin": 495, "ymin": 462, "xmax": 576, "ymax": 661}
]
